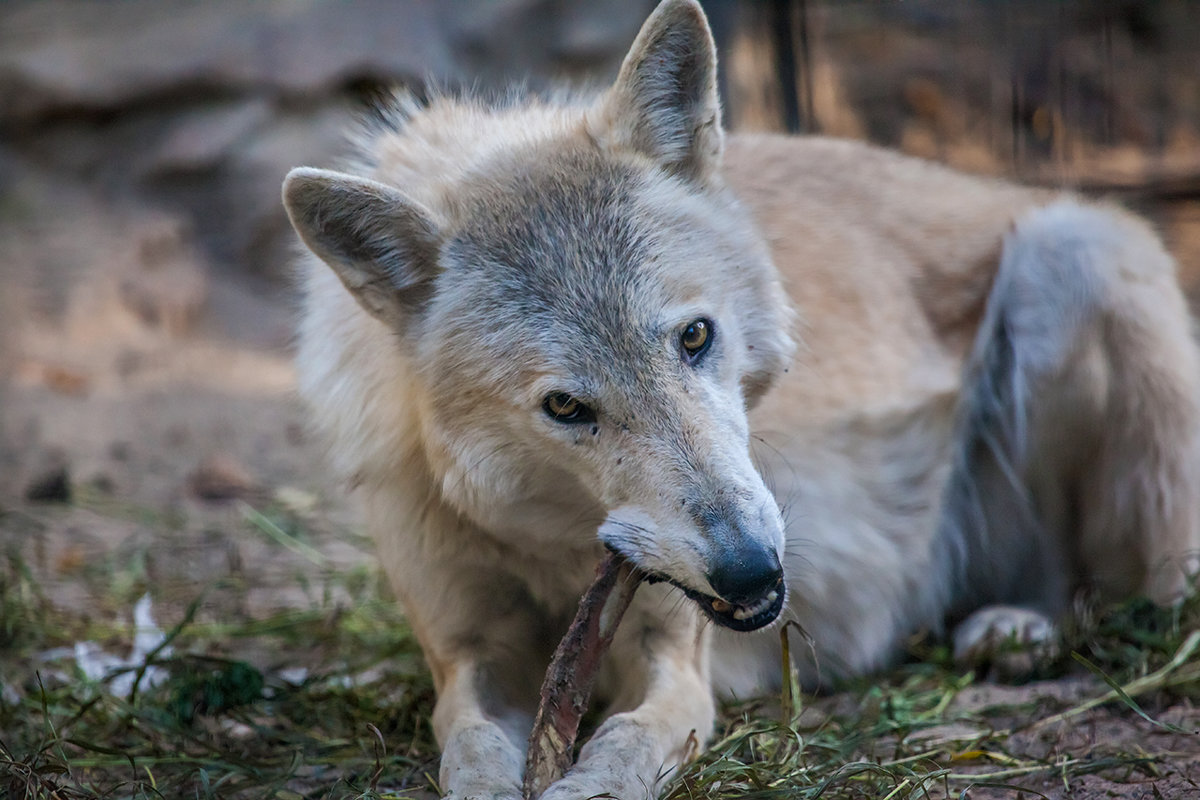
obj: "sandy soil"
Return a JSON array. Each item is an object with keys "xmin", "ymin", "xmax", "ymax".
[{"xmin": 0, "ymin": 197, "xmax": 369, "ymax": 625}]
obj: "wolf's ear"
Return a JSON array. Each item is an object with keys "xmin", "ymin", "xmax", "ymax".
[
  {"xmin": 283, "ymin": 167, "xmax": 440, "ymax": 327},
  {"xmin": 594, "ymin": 0, "xmax": 723, "ymax": 182}
]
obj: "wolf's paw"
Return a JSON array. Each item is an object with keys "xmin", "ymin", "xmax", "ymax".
[
  {"xmin": 538, "ymin": 768, "xmax": 651, "ymax": 800},
  {"xmin": 952, "ymin": 605, "xmax": 1058, "ymax": 680},
  {"xmin": 443, "ymin": 790, "xmax": 522, "ymax": 800}
]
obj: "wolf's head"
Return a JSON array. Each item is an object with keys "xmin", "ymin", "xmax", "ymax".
[{"xmin": 283, "ymin": 0, "xmax": 795, "ymax": 631}]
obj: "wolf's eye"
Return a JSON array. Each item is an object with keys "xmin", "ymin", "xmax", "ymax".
[
  {"xmin": 544, "ymin": 392, "xmax": 595, "ymax": 424},
  {"xmin": 680, "ymin": 318, "xmax": 713, "ymax": 361}
]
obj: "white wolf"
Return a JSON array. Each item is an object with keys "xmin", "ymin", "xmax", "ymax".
[{"xmin": 282, "ymin": 1, "xmax": 1200, "ymax": 798}]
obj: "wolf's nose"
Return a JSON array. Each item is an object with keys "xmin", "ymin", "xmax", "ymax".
[{"xmin": 707, "ymin": 547, "xmax": 783, "ymax": 604}]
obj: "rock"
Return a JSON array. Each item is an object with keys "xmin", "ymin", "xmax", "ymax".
[
  {"xmin": 39, "ymin": 364, "xmax": 90, "ymax": 396},
  {"xmin": 445, "ymin": 0, "xmax": 643, "ymax": 83},
  {"xmin": 148, "ymin": 103, "xmax": 353, "ymax": 281},
  {"xmin": 188, "ymin": 453, "xmax": 257, "ymax": 502},
  {"xmin": 142, "ymin": 100, "xmax": 273, "ymax": 177},
  {"xmin": 0, "ymin": 0, "xmax": 456, "ymax": 123},
  {"xmin": 0, "ymin": 0, "xmax": 656, "ymax": 292},
  {"xmin": 25, "ymin": 464, "xmax": 71, "ymax": 503},
  {"xmin": 89, "ymin": 473, "xmax": 116, "ymax": 495}
]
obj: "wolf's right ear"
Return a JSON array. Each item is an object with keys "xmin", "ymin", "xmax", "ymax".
[
  {"xmin": 592, "ymin": 0, "xmax": 723, "ymax": 183},
  {"xmin": 283, "ymin": 167, "xmax": 440, "ymax": 327}
]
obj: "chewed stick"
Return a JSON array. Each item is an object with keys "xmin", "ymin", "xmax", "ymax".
[{"xmin": 522, "ymin": 550, "xmax": 643, "ymax": 800}]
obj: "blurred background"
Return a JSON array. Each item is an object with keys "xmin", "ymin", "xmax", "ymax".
[{"xmin": 2, "ymin": 0, "xmax": 1200, "ymax": 630}]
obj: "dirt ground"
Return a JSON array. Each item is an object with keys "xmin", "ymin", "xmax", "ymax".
[
  {"xmin": 0, "ymin": 204, "xmax": 371, "ymax": 618},
  {"xmin": 921, "ymin": 680, "xmax": 1200, "ymax": 798}
]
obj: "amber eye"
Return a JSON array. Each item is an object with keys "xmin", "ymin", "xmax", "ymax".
[
  {"xmin": 543, "ymin": 392, "xmax": 595, "ymax": 424},
  {"xmin": 680, "ymin": 318, "xmax": 713, "ymax": 360}
]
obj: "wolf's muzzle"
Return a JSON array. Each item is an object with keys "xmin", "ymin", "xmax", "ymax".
[
  {"xmin": 697, "ymin": 545, "xmax": 785, "ymax": 631},
  {"xmin": 707, "ymin": 546, "xmax": 783, "ymax": 606}
]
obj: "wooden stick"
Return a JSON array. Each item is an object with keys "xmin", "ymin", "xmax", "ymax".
[{"xmin": 522, "ymin": 550, "xmax": 642, "ymax": 800}]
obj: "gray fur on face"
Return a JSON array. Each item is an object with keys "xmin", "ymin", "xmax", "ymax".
[
  {"xmin": 439, "ymin": 146, "xmax": 653, "ymax": 375},
  {"xmin": 421, "ymin": 140, "xmax": 756, "ymax": 421}
]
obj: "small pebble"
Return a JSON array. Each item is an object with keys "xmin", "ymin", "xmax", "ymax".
[
  {"xmin": 26, "ymin": 465, "xmax": 71, "ymax": 503},
  {"xmin": 188, "ymin": 454, "xmax": 257, "ymax": 501}
]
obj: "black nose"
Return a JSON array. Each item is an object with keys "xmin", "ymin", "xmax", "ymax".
[{"xmin": 706, "ymin": 545, "xmax": 783, "ymax": 603}]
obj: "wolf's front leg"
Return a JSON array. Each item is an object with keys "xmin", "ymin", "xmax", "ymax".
[
  {"xmin": 540, "ymin": 590, "xmax": 714, "ymax": 800},
  {"xmin": 434, "ymin": 662, "xmax": 528, "ymax": 800},
  {"xmin": 362, "ymin": 494, "xmax": 562, "ymax": 799}
]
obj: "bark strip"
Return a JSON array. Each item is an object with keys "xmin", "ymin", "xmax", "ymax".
[{"xmin": 522, "ymin": 550, "xmax": 642, "ymax": 800}]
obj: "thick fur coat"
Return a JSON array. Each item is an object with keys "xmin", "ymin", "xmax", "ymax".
[{"xmin": 283, "ymin": 2, "xmax": 1200, "ymax": 798}]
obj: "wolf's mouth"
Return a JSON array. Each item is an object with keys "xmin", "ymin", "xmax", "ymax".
[
  {"xmin": 677, "ymin": 580, "xmax": 786, "ymax": 632},
  {"xmin": 642, "ymin": 573, "xmax": 785, "ymax": 632},
  {"xmin": 603, "ymin": 546, "xmax": 786, "ymax": 632}
]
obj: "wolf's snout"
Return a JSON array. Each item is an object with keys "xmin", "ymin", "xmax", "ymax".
[
  {"xmin": 707, "ymin": 547, "xmax": 783, "ymax": 605},
  {"xmin": 674, "ymin": 495, "xmax": 788, "ymax": 631},
  {"xmin": 691, "ymin": 542, "xmax": 785, "ymax": 632}
]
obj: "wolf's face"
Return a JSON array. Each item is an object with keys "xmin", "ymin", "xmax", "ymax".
[
  {"xmin": 425, "ymin": 144, "xmax": 792, "ymax": 630},
  {"xmin": 283, "ymin": 1, "xmax": 794, "ymax": 630}
]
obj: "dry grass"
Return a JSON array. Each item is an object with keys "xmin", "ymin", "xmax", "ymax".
[{"xmin": 2, "ymin": 500, "xmax": 1198, "ymax": 800}]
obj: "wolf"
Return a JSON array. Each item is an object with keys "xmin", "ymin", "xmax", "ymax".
[{"xmin": 282, "ymin": 1, "xmax": 1200, "ymax": 798}]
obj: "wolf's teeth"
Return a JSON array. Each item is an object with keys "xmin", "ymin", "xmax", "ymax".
[
  {"xmin": 711, "ymin": 598, "xmax": 732, "ymax": 614},
  {"xmin": 729, "ymin": 590, "xmax": 780, "ymax": 621},
  {"xmin": 733, "ymin": 599, "xmax": 765, "ymax": 620}
]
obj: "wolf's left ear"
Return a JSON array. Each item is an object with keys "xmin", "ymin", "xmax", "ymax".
[
  {"xmin": 283, "ymin": 167, "xmax": 440, "ymax": 328},
  {"xmin": 593, "ymin": 0, "xmax": 723, "ymax": 182}
]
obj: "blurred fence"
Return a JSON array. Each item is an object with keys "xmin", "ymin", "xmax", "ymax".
[{"xmin": 704, "ymin": 0, "xmax": 1200, "ymax": 291}]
